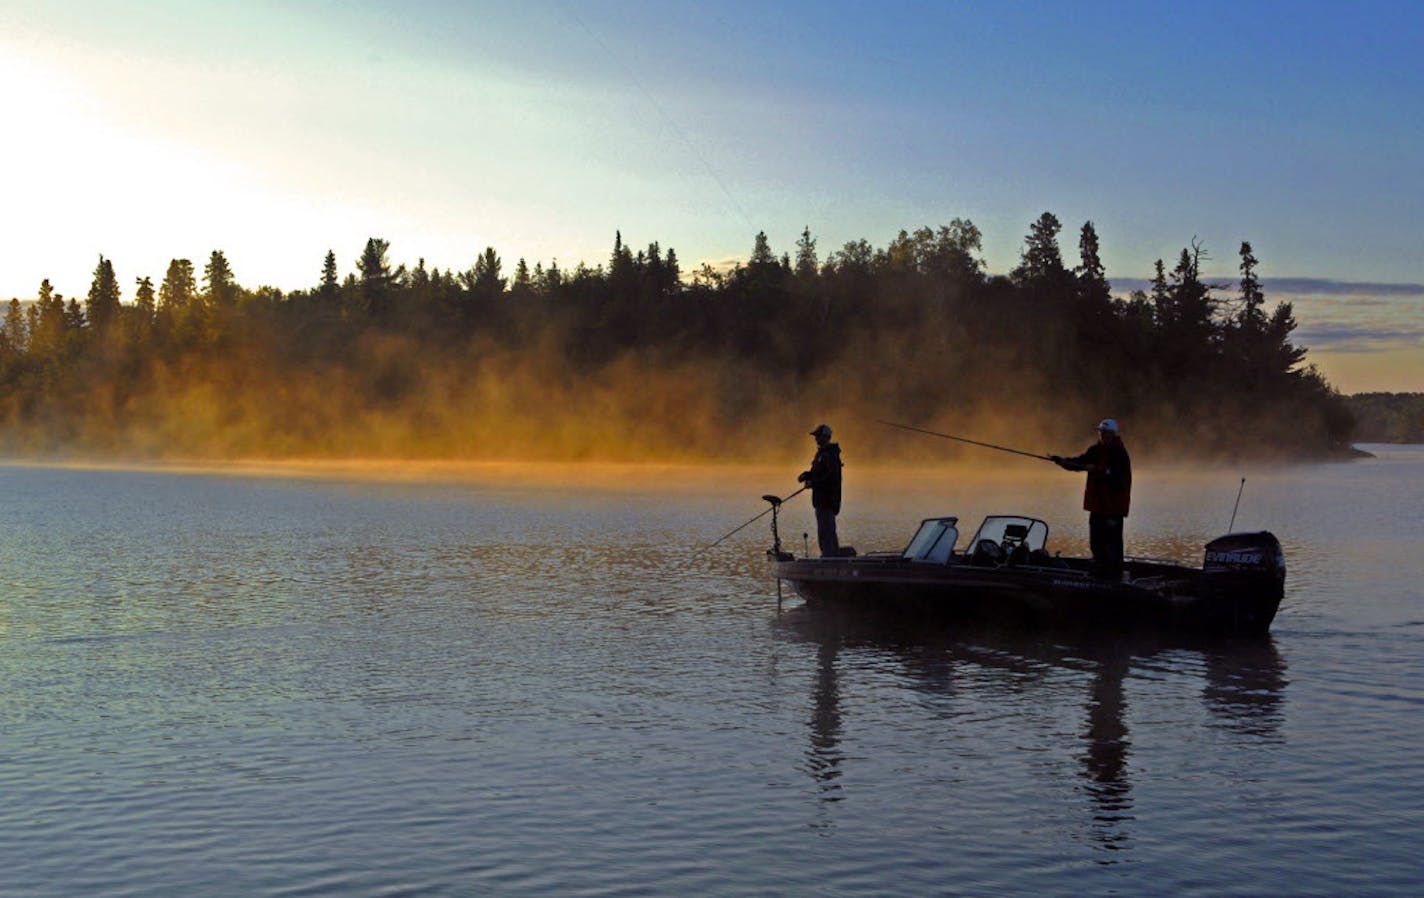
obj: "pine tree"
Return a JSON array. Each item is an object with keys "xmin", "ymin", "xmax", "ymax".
[
  {"xmin": 159, "ymin": 259, "xmax": 197, "ymax": 315},
  {"xmin": 3, "ymin": 298, "xmax": 27, "ymax": 354},
  {"xmin": 609, "ymin": 231, "xmax": 635, "ymax": 287},
  {"xmin": 65, "ymin": 297, "xmax": 84, "ymax": 331},
  {"xmin": 319, "ymin": 249, "xmax": 340, "ymax": 299},
  {"xmin": 358, "ymin": 238, "xmax": 397, "ymax": 319},
  {"xmin": 1011, "ymin": 212, "xmax": 1067, "ymax": 286},
  {"xmin": 1150, "ymin": 258, "xmax": 1170, "ymax": 327},
  {"xmin": 85, "ymin": 255, "xmax": 121, "ymax": 330},
  {"xmin": 134, "ymin": 275, "xmax": 157, "ymax": 324},
  {"xmin": 512, "ymin": 258, "xmax": 532, "ymax": 297},
  {"xmin": 32, "ymin": 278, "xmax": 67, "ymax": 354},
  {"xmin": 1237, "ymin": 241, "xmax": 1265, "ymax": 333},
  {"xmin": 663, "ymin": 248, "xmax": 680, "ymax": 291},
  {"xmin": 461, "ymin": 248, "xmax": 506, "ymax": 303},
  {"xmin": 794, "ymin": 227, "xmax": 819, "ymax": 279},
  {"xmin": 1075, "ymin": 221, "xmax": 1111, "ymax": 305},
  {"xmin": 204, "ymin": 250, "xmax": 236, "ymax": 307},
  {"xmin": 750, "ymin": 231, "xmax": 776, "ymax": 268}
]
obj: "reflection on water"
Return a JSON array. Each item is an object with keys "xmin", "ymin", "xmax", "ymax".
[
  {"xmin": 1, "ymin": 455, "xmax": 1420, "ymax": 897},
  {"xmin": 806, "ymin": 637, "xmax": 846, "ymax": 804},
  {"xmin": 1082, "ymin": 650, "xmax": 1132, "ymax": 854},
  {"xmin": 778, "ymin": 606, "xmax": 1288, "ymax": 858}
]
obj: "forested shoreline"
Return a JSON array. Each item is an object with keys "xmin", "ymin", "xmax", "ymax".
[
  {"xmin": 0, "ymin": 213, "xmax": 1354, "ymax": 463},
  {"xmin": 1344, "ymin": 393, "xmax": 1424, "ymax": 443}
]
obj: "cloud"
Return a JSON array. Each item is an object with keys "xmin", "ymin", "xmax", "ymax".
[
  {"xmin": 1264, "ymin": 279, "xmax": 1424, "ymax": 297},
  {"xmin": 1103, "ymin": 275, "xmax": 1424, "ymax": 359},
  {"xmin": 1108, "ymin": 277, "xmax": 1424, "ymax": 297},
  {"xmin": 1295, "ymin": 322, "xmax": 1424, "ymax": 353}
]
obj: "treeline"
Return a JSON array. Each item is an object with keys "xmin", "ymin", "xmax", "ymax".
[
  {"xmin": 1344, "ymin": 393, "xmax": 1424, "ymax": 443},
  {"xmin": 0, "ymin": 213, "xmax": 1353, "ymax": 461}
]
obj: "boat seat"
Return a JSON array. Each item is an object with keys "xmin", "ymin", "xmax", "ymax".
[
  {"xmin": 970, "ymin": 539, "xmax": 1004, "ymax": 567},
  {"xmin": 1028, "ymin": 548, "xmax": 1064, "ymax": 568}
]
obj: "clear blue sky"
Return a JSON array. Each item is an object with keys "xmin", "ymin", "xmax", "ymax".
[{"xmin": 2, "ymin": 0, "xmax": 1420, "ymax": 390}]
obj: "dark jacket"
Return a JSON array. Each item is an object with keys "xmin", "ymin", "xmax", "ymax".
[
  {"xmin": 1064, "ymin": 440, "xmax": 1131, "ymax": 516},
  {"xmin": 801, "ymin": 442, "xmax": 843, "ymax": 513}
]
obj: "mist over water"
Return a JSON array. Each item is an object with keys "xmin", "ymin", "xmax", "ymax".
[{"xmin": 1, "ymin": 448, "xmax": 1420, "ymax": 896}]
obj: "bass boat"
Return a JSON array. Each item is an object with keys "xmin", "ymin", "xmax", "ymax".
[{"xmin": 764, "ymin": 499, "xmax": 1285, "ymax": 637}]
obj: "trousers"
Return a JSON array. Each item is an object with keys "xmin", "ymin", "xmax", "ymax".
[
  {"xmin": 1089, "ymin": 513, "xmax": 1124, "ymax": 580},
  {"xmin": 815, "ymin": 507, "xmax": 840, "ymax": 557}
]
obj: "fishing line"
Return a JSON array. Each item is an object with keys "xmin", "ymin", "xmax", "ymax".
[
  {"xmin": 878, "ymin": 420, "xmax": 1054, "ymax": 461},
  {"xmin": 704, "ymin": 486, "xmax": 805, "ymax": 551}
]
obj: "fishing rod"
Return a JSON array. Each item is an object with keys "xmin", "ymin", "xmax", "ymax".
[
  {"xmin": 1228, "ymin": 477, "xmax": 1247, "ymax": 532},
  {"xmin": 704, "ymin": 487, "xmax": 807, "ymax": 551},
  {"xmin": 878, "ymin": 420, "xmax": 1054, "ymax": 461}
]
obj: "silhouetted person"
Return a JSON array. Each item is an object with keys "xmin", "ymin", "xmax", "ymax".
[
  {"xmin": 798, "ymin": 424, "xmax": 843, "ymax": 557},
  {"xmin": 1052, "ymin": 418, "xmax": 1132, "ymax": 580}
]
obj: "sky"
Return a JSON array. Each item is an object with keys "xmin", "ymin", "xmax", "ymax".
[{"xmin": 1, "ymin": 0, "xmax": 1421, "ymax": 392}]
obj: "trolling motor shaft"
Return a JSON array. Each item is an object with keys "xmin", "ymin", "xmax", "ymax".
[{"xmin": 763, "ymin": 494, "xmax": 793, "ymax": 561}]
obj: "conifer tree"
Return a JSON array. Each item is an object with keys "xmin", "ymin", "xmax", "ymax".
[
  {"xmin": 512, "ymin": 258, "xmax": 532, "ymax": 297},
  {"xmin": 1075, "ymin": 221, "xmax": 1111, "ymax": 305},
  {"xmin": 134, "ymin": 275, "xmax": 157, "ymax": 323},
  {"xmin": 1012, "ymin": 212, "xmax": 1067, "ymax": 287},
  {"xmin": 204, "ymin": 250, "xmax": 236, "ymax": 307},
  {"xmin": 609, "ymin": 231, "xmax": 635, "ymax": 287},
  {"xmin": 32, "ymin": 278, "xmax": 68, "ymax": 354},
  {"xmin": 3, "ymin": 298, "xmax": 26, "ymax": 353},
  {"xmin": 663, "ymin": 248, "xmax": 681, "ymax": 290},
  {"xmin": 1237, "ymin": 241, "xmax": 1265, "ymax": 332},
  {"xmin": 85, "ymin": 255, "xmax": 121, "ymax": 330},
  {"xmin": 467, "ymin": 247, "xmax": 505, "ymax": 297},
  {"xmin": 1149, "ymin": 259, "xmax": 1170, "ymax": 326},
  {"xmin": 319, "ymin": 249, "xmax": 340, "ymax": 299},
  {"xmin": 65, "ymin": 297, "xmax": 84, "ymax": 331},
  {"xmin": 750, "ymin": 231, "xmax": 776, "ymax": 268},
  {"xmin": 358, "ymin": 238, "xmax": 397, "ymax": 318},
  {"xmin": 794, "ymin": 227, "xmax": 819, "ymax": 279},
  {"xmin": 159, "ymin": 259, "xmax": 197, "ymax": 315}
]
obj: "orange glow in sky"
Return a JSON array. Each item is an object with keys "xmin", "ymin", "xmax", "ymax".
[{"xmin": 1, "ymin": 1, "xmax": 1420, "ymax": 392}]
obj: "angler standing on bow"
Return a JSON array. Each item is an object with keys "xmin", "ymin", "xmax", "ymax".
[
  {"xmin": 1051, "ymin": 418, "xmax": 1132, "ymax": 581},
  {"xmin": 798, "ymin": 424, "xmax": 843, "ymax": 557}
]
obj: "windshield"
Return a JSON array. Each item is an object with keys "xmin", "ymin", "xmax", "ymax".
[
  {"xmin": 965, "ymin": 516, "xmax": 1049, "ymax": 553},
  {"xmin": 902, "ymin": 517, "xmax": 959, "ymax": 562}
]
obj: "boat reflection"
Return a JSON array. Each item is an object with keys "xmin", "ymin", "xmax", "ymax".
[{"xmin": 776, "ymin": 606, "xmax": 1287, "ymax": 853}]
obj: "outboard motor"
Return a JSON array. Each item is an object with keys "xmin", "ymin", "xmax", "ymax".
[{"xmin": 1202, "ymin": 531, "xmax": 1286, "ymax": 594}]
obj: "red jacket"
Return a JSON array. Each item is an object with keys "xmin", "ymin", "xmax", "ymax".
[{"xmin": 1064, "ymin": 440, "xmax": 1132, "ymax": 516}]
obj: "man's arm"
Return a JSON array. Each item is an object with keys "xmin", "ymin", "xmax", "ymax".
[{"xmin": 1051, "ymin": 448, "xmax": 1092, "ymax": 471}]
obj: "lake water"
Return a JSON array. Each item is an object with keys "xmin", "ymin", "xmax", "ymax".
[{"xmin": 1, "ymin": 448, "xmax": 1420, "ymax": 896}]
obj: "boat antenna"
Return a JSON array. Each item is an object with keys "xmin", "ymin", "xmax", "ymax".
[
  {"xmin": 878, "ymin": 420, "xmax": 1054, "ymax": 461},
  {"xmin": 1227, "ymin": 477, "xmax": 1247, "ymax": 532},
  {"xmin": 704, "ymin": 486, "xmax": 806, "ymax": 551}
]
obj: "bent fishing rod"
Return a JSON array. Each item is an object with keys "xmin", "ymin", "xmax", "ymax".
[
  {"xmin": 877, "ymin": 420, "xmax": 1054, "ymax": 461},
  {"xmin": 704, "ymin": 486, "xmax": 806, "ymax": 551}
]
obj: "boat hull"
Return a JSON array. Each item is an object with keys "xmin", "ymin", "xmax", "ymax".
[{"xmin": 770, "ymin": 556, "xmax": 1283, "ymax": 637}]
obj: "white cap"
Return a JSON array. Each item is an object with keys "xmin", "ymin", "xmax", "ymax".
[
  {"xmin": 1097, "ymin": 418, "xmax": 1119, "ymax": 433},
  {"xmin": 810, "ymin": 424, "xmax": 832, "ymax": 438}
]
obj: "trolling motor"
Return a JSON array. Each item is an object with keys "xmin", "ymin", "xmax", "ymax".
[{"xmin": 763, "ymin": 494, "xmax": 794, "ymax": 561}]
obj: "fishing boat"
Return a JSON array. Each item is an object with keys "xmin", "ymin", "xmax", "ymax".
[{"xmin": 764, "ymin": 502, "xmax": 1285, "ymax": 637}]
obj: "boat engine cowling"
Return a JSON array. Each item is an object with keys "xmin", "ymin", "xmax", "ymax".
[{"xmin": 1202, "ymin": 531, "xmax": 1286, "ymax": 584}]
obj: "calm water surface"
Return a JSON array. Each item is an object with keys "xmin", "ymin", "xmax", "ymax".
[{"xmin": 1, "ymin": 449, "xmax": 1421, "ymax": 896}]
